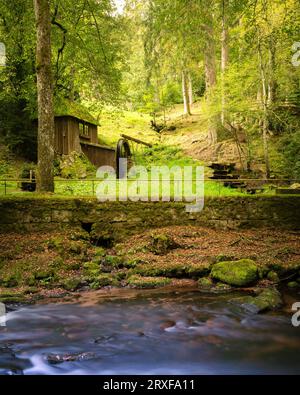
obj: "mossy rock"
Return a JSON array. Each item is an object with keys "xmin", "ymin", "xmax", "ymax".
[
  {"xmin": 102, "ymin": 256, "xmax": 144, "ymax": 271},
  {"xmin": 34, "ymin": 271, "xmax": 55, "ymax": 281},
  {"xmin": 287, "ymin": 281, "xmax": 299, "ymax": 289},
  {"xmin": 70, "ymin": 230, "xmax": 90, "ymax": 241},
  {"xmin": 148, "ymin": 234, "xmax": 178, "ymax": 255},
  {"xmin": 47, "ymin": 237, "xmax": 64, "ymax": 252},
  {"xmin": 133, "ymin": 262, "xmax": 185, "ymax": 278},
  {"xmin": 49, "ymin": 257, "xmax": 64, "ymax": 269},
  {"xmin": 64, "ymin": 261, "xmax": 81, "ymax": 271},
  {"xmin": 198, "ymin": 279, "xmax": 233, "ymax": 294},
  {"xmin": 255, "ymin": 288, "xmax": 282, "ymax": 310},
  {"xmin": 267, "ymin": 271, "xmax": 279, "ymax": 282},
  {"xmin": 133, "ymin": 261, "xmax": 209, "ymax": 279},
  {"xmin": 185, "ymin": 263, "xmax": 210, "ymax": 278},
  {"xmin": 211, "ymin": 259, "xmax": 258, "ymax": 287},
  {"xmin": 0, "ymin": 292, "xmax": 25, "ymax": 303},
  {"xmin": 0, "ymin": 275, "xmax": 19, "ymax": 288},
  {"xmin": 83, "ymin": 261, "xmax": 101, "ymax": 273},
  {"xmin": 115, "ymin": 271, "xmax": 127, "ymax": 281},
  {"xmin": 62, "ymin": 278, "xmax": 82, "ymax": 291},
  {"xmin": 34, "ymin": 271, "xmax": 57, "ymax": 286},
  {"xmin": 103, "ymin": 255, "xmax": 123, "ymax": 268},
  {"xmin": 59, "ymin": 151, "xmax": 95, "ymax": 179},
  {"xmin": 123, "ymin": 259, "xmax": 140, "ymax": 269},
  {"xmin": 127, "ymin": 275, "xmax": 171, "ymax": 289},
  {"xmin": 68, "ymin": 242, "xmax": 84, "ymax": 255},
  {"xmin": 215, "ymin": 283, "xmax": 233, "ymax": 292},
  {"xmin": 89, "ymin": 274, "xmax": 119, "ymax": 289},
  {"xmin": 230, "ymin": 288, "xmax": 282, "ymax": 314},
  {"xmin": 25, "ymin": 276, "xmax": 37, "ymax": 287},
  {"xmin": 93, "ymin": 247, "xmax": 106, "ymax": 258},
  {"xmin": 258, "ymin": 266, "xmax": 269, "ymax": 280},
  {"xmin": 267, "ymin": 261, "xmax": 300, "ymax": 276},
  {"xmin": 198, "ymin": 277, "xmax": 213, "ymax": 290}
]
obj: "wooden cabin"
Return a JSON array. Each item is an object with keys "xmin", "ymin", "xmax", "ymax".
[
  {"xmin": 34, "ymin": 101, "xmax": 134, "ymax": 173},
  {"xmin": 54, "ymin": 115, "xmax": 116, "ymax": 169},
  {"xmin": 50, "ymin": 101, "xmax": 116, "ymax": 169}
]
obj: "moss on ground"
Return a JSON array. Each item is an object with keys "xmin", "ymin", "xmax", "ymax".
[
  {"xmin": 132, "ymin": 261, "xmax": 210, "ymax": 279},
  {"xmin": 127, "ymin": 275, "xmax": 171, "ymax": 289}
]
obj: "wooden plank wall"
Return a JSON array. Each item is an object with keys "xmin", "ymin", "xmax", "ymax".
[
  {"xmin": 54, "ymin": 118, "xmax": 69, "ymax": 155},
  {"xmin": 55, "ymin": 117, "xmax": 83, "ymax": 155},
  {"xmin": 81, "ymin": 143, "xmax": 116, "ymax": 169},
  {"xmin": 68, "ymin": 118, "xmax": 81, "ymax": 153},
  {"xmin": 89, "ymin": 124, "xmax": 98, "ymax": 144}
]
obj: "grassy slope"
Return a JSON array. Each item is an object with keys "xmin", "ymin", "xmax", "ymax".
[
  {"xmin": 97, "ymin": 107, "xmax": 158, "ymax": 147},
  {"xmin": 96, "ymin": 102, "xmax": 208, "ymax": 152}
]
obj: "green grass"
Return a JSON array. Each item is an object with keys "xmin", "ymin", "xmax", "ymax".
[
  {"xmin": 134, "ymin": 145, "xmax": 202, "ymax": 169},
  {"xmin": 1, "ymin": 178, "xmax": 276, "ymax": 198}
]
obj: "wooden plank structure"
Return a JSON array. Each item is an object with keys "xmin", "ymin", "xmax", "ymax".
[
  {"xmin": 120, "ymin": 134, "xmax": 152, "ymax": 147},
  {"xmin": 208, "ymin": 162, "xmax": 246, "ymax": 189}
]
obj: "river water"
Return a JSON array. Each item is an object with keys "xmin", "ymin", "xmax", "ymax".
[{"xmin": 0, "ymin": 288, "xmax": 299, "ymax": 375}]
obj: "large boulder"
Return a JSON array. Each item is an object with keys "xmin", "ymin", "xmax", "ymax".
[{"xmin": 211, "ymin": 259, "xmax": 258, "ymax": 287}]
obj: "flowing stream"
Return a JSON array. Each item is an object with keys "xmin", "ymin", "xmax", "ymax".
[{"xmin": 0, "ymin": 288, "xmax": 300, "ymax": 375}]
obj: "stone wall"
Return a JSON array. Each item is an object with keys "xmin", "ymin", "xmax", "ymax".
[{"xmin": 0, "ymin": 196, "xmax": 299, "ymax": 238}]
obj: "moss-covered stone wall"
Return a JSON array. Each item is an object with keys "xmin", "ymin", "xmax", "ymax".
[{"xmin": 0, "ymin": 196, "xmax": 299, "ymax": 236}]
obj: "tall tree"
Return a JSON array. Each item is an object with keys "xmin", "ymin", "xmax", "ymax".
[
  {"xmin": 188, "ymin": 72, "xmax": 193, "ymax": 107},
  {"xmin": 220, "ymin": 0, "xmax": 229, "ymax": 125},
  {"xmin": 203, "ymin": 10, "xmax": 217, "ymax": 143},
  {"xmin": 258, "ymin": 35, "xmax": 270, "ymax": 178},
  {"xmin": 182, "ymin": 70, "xmax": 191, "ymax": 115},
  {"xmin": 33, "ymin": 0, "xmax": 54, "ymax": 192}
]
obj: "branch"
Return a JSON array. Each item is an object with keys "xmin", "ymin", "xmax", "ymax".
[
  {"xmin": 86, "ymin": 0, "xmax": 108, "ymax": 64},
  {"xmin": 51, "ymin": 4, "xmax": 68, "ymax": 85}
]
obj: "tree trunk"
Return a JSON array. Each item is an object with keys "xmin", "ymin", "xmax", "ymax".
[
  {"xmin": 34, "ymin": 0, "xmax": 55, "ymax": 192},
  {"xmin": 204, "ymin": 41, "xmax": 216, "ymax": 89},
  {"xmin": 258, "ymin": 39, "xmax": 270, "ymax": 179},
  {"xmin": 188, "ymin": 72, "xmax": 193, "ymax": 107},
  {"xmin": 221, "ymin": 0, "xmax": 229, "ymax": 125},
  {"xmin": 267, "ymin": 40, "xmax": 277, "ymax": 106},
  {"xmin": 204, "ymin": 21, "xmax": 217, "ymax": 144},
  {"xmin": 68, "ymin": 66, "xmax": 76, "ymax": 101},
  {"xmin": 182, "ymin": 70, "xmax": 191, "ymax": 116}
]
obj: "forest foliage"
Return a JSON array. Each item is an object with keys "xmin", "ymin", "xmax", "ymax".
[{"xmin": 0, "ymin": 0, "xmax": 300, "ymax": 177}]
